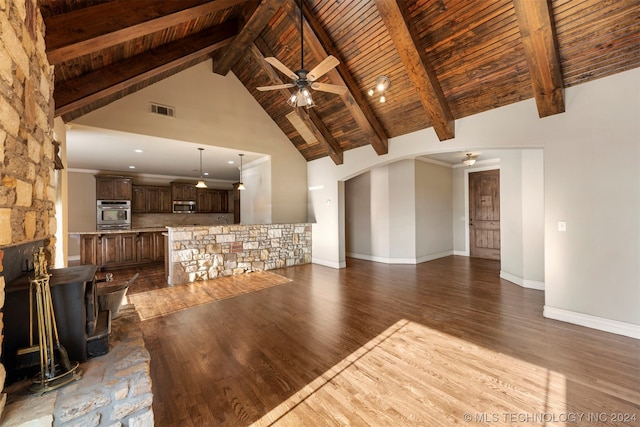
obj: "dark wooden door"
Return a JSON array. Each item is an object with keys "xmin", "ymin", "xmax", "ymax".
[{"xmin": 469, "ymin": 169, "xmax": 500, "ymax": 260}]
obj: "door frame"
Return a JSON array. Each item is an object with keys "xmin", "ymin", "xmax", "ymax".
[{"xmin": 462, "ymin": 164, "xmax": 500, "ymax": 257}]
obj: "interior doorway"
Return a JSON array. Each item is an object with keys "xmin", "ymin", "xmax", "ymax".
[{"xmin": 469, "ymin": 169, "xmax": 500, "ymax": 260}]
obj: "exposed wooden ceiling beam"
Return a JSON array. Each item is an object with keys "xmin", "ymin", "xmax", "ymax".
[
  {"xmin": 213, "ymin": 0, "xmax": 283, "ymax": 76},
  {"xmin": 512, "ymin": 0, "xmax": 565, "ymax": 118},
  {"xmin": 54, "ymin": 21, "xmax": 237, "ymax": 118},
  {"xmin": 45, "ymin": 0, "xmax": 248, "ymax": 65},
  {"xmin": 375, "ymin": 0, "xmax": 455, "ymax": 141},
  {"xmin": 284, "ymin": 0, "xmax": 389, "ymax": 156},
  {"xmin": 250, "ymin": 41, "xmax": 343, "ymax": 164}
]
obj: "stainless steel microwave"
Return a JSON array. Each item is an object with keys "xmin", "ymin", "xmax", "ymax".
[{"xmin": 173, "ymin": 200, "xmax": 196, "ymax": 213}]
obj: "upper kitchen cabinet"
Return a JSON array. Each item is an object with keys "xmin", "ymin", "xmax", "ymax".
[
  {"xmin": 196, "ymin": 189, "xmax": 229, "ymax": 213},
  {"xmin": 133, "ymin": 185, "xmax": 172, "ymax": 213},
  {"xmin": 96, "ymin": 176, "xmax": 132, "ymax": 200},
  {"xmin": 171, "ymin": 182, "xmax": 196, "ymax": 202}
]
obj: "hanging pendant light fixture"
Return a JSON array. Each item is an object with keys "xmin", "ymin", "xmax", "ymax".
[
  {"xmin": 195, "ymin": 148, "xmax": 207, "ymax": 188},
  {"xmin": 237, "ymin": 153, "xmax": 246, "ymax": 190}
]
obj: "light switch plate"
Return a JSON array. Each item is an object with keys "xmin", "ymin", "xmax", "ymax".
[{"xmin": 558, "ymin": 221, "xmax": 567, "ymax": 232}]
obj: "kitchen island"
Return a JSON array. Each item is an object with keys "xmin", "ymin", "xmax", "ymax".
[
  {"xmin": 166, "ymin": 223, "xmax": 311, "ymax": 286},
  {"xmin": 70, "ymin": 227, "xmax": 167, "ymax": 270}
]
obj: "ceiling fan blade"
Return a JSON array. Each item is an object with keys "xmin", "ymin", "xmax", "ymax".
[
  {"xmin": 310, "ymin": 82, "xmax": 348, "ymax": 95},
  {"xmin": 264, "ymin": 57, "xmax": 298, "ymax": 80},
  {"xmin": 257, "ymin": 83, "xmax": 296, "ymax": 91},
  {"xmin": 307, "ymin": 55, "xmax": 340, "ymax": 81}
]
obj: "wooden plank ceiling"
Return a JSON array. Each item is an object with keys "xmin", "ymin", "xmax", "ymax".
[{"xmin": 41, "ymin": 0, "xmax": 640, "ymax": 164}]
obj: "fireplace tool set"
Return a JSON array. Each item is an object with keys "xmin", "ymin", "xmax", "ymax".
[{"xmin": 16, "ymin": 248, "xmax": 81, "ymax": 393}]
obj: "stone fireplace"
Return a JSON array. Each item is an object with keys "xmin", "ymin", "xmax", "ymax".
[
  {"xmin": 0, "ymin": 1, "xmax": 155, "ymax": 425},
  {"xmin": 1, "ymin": 0, "xmax": 58, "ymax": 418}
]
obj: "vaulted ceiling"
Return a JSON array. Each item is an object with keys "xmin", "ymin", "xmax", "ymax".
[{"xmin": 40, "ymin": 0, "xmax": 640, "ymax": 165}]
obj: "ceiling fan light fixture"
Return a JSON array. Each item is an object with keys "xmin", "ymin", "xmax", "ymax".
[
  {"xmin": 256, "ymin": 0, "xmax": 345, "ymax": 107},
  {"xmin": 287, "ymin": 88, "xmax": 315, "ymax": 109},
  {"xmin": 196, "ymin": 147, "xmax": 207, "ymax": 188},
  {"xmin": 463, "ymin": 153, "xmax": 476, "ymax": 166}
]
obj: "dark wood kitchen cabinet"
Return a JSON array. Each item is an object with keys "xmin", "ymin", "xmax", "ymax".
[
  {"xmin": 100, "ymin": 233, "xmax": 136, "ymax": 268},
  {"xmin": 196, "ymin": 189, "xmax": 229, "ymax": 213},
  {"xmin": 95, "ymin": 176, "xmax": 132, "ymax": 200},
  {"xmin": 79, "ymin": 234, "xmax": 99, "ymax": 265},
  {"xmin": 132, "ymin": 185, "xmax": 171, "ymax": 213},
  {"xmin": 77, "ymin": 231, "xmax": 165, "ymax": 269},
  {"xmin": 171, "ymin": 182, "xmax": 196, "ymax": 202},
  {"xmin": 137, "ymin": 232, "xmax": 165, "ymax": 263}
]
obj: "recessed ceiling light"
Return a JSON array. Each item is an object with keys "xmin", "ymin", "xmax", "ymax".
[
  {"xmin": 134, "ymin": 149, "xmax": 143, "ymax": 153},
  {"xmin": 129, "ymin": 166, "xmax": 136, "ymax": 169},
  {"xmin": 227, "ymin": 160, "xmax": 234, "ymax": 164},
  {"xmin": 204, "ymin": 172, "xmax": 209, "ymax": 176}
]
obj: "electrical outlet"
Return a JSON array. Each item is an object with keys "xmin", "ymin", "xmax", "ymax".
[{"xmin": 558, "ymin": 221, "xmax": 567, "ymax": 232}]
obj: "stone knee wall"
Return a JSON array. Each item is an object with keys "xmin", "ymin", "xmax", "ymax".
[
  {"xmin": 168, "ymin": 223, "xmax": 312, "ymax": 285},
  {"xmin": 0, "ymin": 0, "xmax": 57, "ymax": 419}
]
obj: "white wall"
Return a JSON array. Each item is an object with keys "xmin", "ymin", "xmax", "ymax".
[
  {"xmin": 345, "ymin": 159, "xmax": 452, "ymax": 263},
  {"xmin": 415, "ymin": 160, "xmax": 452, "ymax": 261},
  {"xmin": 73, "ymin": 60, "xmax": 307, "ymax": 224},
  {"xmin": 309, "ymin": 68, "xmax": 640, "ymax": 337},
  {"xmin": 67, "ymin": 171, "xmax": 97, "ymax": 257},
  {"xmin": 240, "ymin": 156, "xmax": 272, "ymax": 224},
  {"xmin": 345, "ymin": 171, "xmax": 372, "ymax": 257},
  {"xmin": 500, "ymin": 152, "xmax": 524, "ymax": 283},
  {"xmin": 53, "ymin": 117, "xmax": 69, "ymax": 267},
  {"xmin": 369, "ymin": 166, "xmax": 391, "ymax": 259},
  {"xmin": 389, "ymin": 160, "xmax": 416, "ymax": 261},
  {"xmin": 521, "ymin": 150, "xmax": 545, "ymax": 287}
]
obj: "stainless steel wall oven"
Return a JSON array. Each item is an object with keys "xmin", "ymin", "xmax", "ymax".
[{"xmin": 96, "ymin": 200, "xmax": 131, "ymax": 230}]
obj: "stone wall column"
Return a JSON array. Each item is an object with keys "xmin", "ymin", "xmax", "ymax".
[{"xmin": 0, "ymin": 0, "xmax": 56, "ymax": 420}]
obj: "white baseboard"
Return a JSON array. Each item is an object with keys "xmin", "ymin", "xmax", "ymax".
[
  {"xmin": 543, "ymin": 306, "xmax": 640, "ymax": 339},
  {"xmin": 453, "ymin": 250, "xmax": 468, "ymax": 256},
  {"xmin": 312, "ymin": 258, "xmax": 346, "ymax": 269},
  {"xmin": 416, "ymin": 250, "xmax": 454, "ymax": 264},
  {"xmin": 347, "ymin": 250, "xmax": 452, "ymax": 265},
  {"xmin": 500, "ymin": 271, "xmax": 545, "ymax": 291}
]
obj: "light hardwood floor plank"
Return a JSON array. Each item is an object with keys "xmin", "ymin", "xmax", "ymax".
[{"xmin": 133, "ymin": 256, "xmax": 639, "ymax": 426}]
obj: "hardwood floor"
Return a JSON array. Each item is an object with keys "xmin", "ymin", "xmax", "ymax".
[{"xmin": 129, "ymin": 257, "xmax": 639, "ymax": 426}]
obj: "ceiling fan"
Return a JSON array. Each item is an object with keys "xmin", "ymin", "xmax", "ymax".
[{"xmin": 256, "ymin": 0, "xmax": 347, "ymax": 108}]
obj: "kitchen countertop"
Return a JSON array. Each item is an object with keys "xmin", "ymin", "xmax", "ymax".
[{"xmin": 69, "ymin": 227, "xmax": 167, "ymax": 235}]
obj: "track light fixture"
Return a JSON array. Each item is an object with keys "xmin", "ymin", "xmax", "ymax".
[{"xmin": 367, "ymin": 75, "xmax": 391, "ymax": 103}]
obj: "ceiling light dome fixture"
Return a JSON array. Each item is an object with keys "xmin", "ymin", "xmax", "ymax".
[
  {"xmin": 463, "ymin": 153, "xmax": 476, "ymax": 166},
  {"xmin": 237, "ymin": 153, "xmax": 246, "ymax": 191},
  {"xmin": 367, "ymin": 75, "xmax": 391, "ymax": 103},
  {"xmin": 196, "ymin": 147, "xmax": 207, "ymax": 188}
]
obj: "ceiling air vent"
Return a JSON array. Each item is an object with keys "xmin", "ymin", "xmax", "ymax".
[{"xmin": 149, "ymin": 102, "xmax": 175, "ymax": 118}]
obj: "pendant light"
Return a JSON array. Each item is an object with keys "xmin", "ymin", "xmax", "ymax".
[
  {"xmin": 195, "ymin": 148, "xmax": 207, "ymax": 188},
  {"xmin": 237, "ymin": 153, "xmax": 246, "ymax": 190}
]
